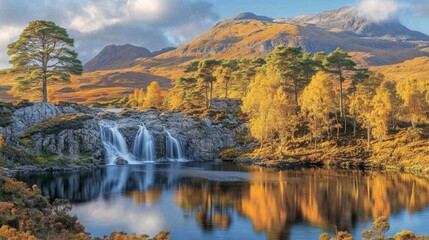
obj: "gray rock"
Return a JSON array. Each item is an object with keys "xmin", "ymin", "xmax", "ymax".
[{"xmin": 1, "ymin": 99, "xmax": 242, "ymax": 164}]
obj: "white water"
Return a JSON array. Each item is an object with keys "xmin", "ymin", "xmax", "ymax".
[
  {"xmin": 132, "ymin": 125, "xmax": 156, "ymax": 162},
  {"xmin": 99, "ymin": 121, "xmax": 187, "ymax": 164},
  {"xmin": 165, "ymin": 129, "xmax": 186, "ymax": 161},
  {"xmin": 99, "ymin": 121, "xmax": 133, "ymax": 165}
]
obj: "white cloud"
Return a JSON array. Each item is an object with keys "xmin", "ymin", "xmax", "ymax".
[
  {"xmin": 356, "ymin": 0, "xmax": 400, "ymax": 22},
  {"xmin": 0, "ymin": 0, "xmax": 219, "ymax": 67}
]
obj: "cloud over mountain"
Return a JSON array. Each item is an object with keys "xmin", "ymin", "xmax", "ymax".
[
  {"xmin": 356, "ymin": 0, "xmax": 400, "ymax": 22},
  {"xmin": 0, "ymin": 0, "xmax": 219, "ymax": 68}
]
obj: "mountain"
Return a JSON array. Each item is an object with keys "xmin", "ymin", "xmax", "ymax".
[
  {"xmin": 83, "ymin": 44, "xmax": 175, "ymax": 72},
  {"xmin": 160, "ymin": 10, "xmax": 429, "ymax": 66},
  {"xmin": 2, "ymin": 7, "xmax": 429, "ymax": 104},
  {"xmin": 234, "ymin": 12, "xmax": 273, "ymax": 22},
  {"xmin": 284, "ymin": 7, "xmax": 429, "ymax": 41}
]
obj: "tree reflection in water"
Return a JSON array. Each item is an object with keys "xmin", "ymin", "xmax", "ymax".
[{"xmin": 17, "ymin": 164, "xmax": 429, "ymax": 240}]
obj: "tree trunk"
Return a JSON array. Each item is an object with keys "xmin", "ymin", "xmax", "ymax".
[
  {"xmin": 367, "ymin": 125, "xmax": 371, "ymax": 148},
  {"xmin": 353, "ymin": 116, "xmax": 356, "ymax": 137},
  {"xmin": 209, "ymin": 82, "xmax": 213, "ymax": 108},
  {"xmin": 42, "ymin": 76, "xmax": 48, "ymax": 102},
  {"xmin": 225, "ymin": 81, "xmax": 228, "ymax": 99},
  {"xmin": 339, "ymin": 71, "xmax": 344, "ymax": 117},
  {"xmin": 294, "ymin": 80, "xmax": 298, "ymax": 106}
]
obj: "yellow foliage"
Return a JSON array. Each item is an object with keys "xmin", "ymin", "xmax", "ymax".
[
  {"xmin": 396, "ymin": 78, "xmax": 428, "ymax": 128},
  {"xmin": 128, "ymin": 88, "xmax": 145, "ymax": 108},
  {"xmin": 0, "ymin": 225, "xmax": 38, "ymax": 240},
  {"xmin": 144, "ymin": 81, "xmax": 164, "ymax": 109},
  {"xmin": 301, "ymin": 71, "xmax": 337, "ymax": 141},
  {"xmin": 371, "ymin": 82, "xmax": 393, "ymax": 141}
]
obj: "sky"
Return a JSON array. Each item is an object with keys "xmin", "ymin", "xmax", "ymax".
[{"xmin": 0, "ymin": 0, "xmax": 429, "ymax": 68}]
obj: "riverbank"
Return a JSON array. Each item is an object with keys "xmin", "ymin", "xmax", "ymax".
[{"xmin": 226, "ymin": 127, "xmax": 429, "ymax": 179}]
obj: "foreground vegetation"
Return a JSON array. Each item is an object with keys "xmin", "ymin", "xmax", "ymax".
[
  {"xmin": 319, "ymin": 216, "xmax": 428, "ymax": 240},
  {"xmin": 0, "ymin": 168, "xmax": 170, "ymax": 240}
]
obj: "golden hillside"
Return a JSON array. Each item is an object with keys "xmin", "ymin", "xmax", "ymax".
[{"xmin": 372, "ymin": 56, "xmax": 429, "ymax": 82}]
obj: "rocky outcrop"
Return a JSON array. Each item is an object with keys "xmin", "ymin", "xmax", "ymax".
[
  {"xmin": 113, "ymin": 109, "xmax": 236, "ymax": 161},
  {"xmin": 0, "ymin": 100, "xmax": 242, "ymax": 165}
]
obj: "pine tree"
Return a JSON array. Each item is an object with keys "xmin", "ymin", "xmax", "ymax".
[
  {"xmin": 323, "ymin": 48, "xmax": 356, "ymax": 120},
  {"xmin": 7, "ymin": 20, "xmax": 82, "ymax": 102}
]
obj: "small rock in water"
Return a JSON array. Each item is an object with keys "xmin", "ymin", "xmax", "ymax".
[{"xmin": 115, "ymin": 158, "xmax": 129, "ymax": 165}]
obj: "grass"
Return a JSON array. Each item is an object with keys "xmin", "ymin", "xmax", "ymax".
[{"xmin": 20, "ymin": 114, "xmax": 93, "ymax": 139}]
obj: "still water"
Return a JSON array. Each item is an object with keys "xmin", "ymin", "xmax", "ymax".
[{"xmin": 16, "ymin": 162, "xmax": 429, "ymax": 239}]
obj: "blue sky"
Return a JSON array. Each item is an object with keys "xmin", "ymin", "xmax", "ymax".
[{"xmin": 0, "ymin": 0, "xmax": 429, "ymax": 68}]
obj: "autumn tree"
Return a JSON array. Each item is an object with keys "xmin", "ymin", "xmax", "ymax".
[
  {"xmin": 242, "ymin": 71, "xmax": 280, "ymax": 148},
  {"xmin": 144, "ymin": 81, "xmax": 164, "ymax": 109},
  {"xmin": 349, "ymin": 68, "xmax": 370, "ymax": 136},
  {"xmin": 323, "ymin": 48, "xmax": 356, "ymax": 119},
  {"xmin": 128, "ymin": 88, "xmax": 145, "ymax": 108},
  {"xmin": 7, "ymin": 20, "xmax": 82, "ymax": 102},
  {"xmin": 349, "ymin": 72, "xmax": 382, "ymax": 147},
  {"xmin": 271, "ymin": 88, "xmax": 299, "ymax": 151},
  {"xmin": 371, "ymin": 81, "xmax": 393, "ymax": 141},
  {"xmin": 301, "ymin": 72, "xmax": 337, "ymax": 147},
  {"xmin": 396, "ymin": 78, "xmax": 428, "ymax": 128}
]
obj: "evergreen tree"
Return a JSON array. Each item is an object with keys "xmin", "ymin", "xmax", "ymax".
[
  {"xmin": 323, "ymin": 48, "xmax": 356, "ymax": 118},
  {"xmin": 7, "ymin": 20, "xmax": 82, "ymax": 102}
]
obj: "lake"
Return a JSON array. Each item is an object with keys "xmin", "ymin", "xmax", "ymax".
[{"xmin": 16, "ymin": 162, "xmax": 429, "ymax": 239}]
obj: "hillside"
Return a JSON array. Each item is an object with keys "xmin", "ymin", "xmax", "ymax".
[
  {"xmin": 83, "ymin": 44, "xmax": 176, "ymax": 72},
  {"xmin": 372, "ymin": 56, "xmax": 429, "ymax": 82},
  {"xmin": 158, "ymin": 9, "xmax": 429, "ymax": 65}
]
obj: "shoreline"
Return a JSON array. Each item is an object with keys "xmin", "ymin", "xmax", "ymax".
[
  {"xmin": 233, "ymin": 157, "xmax": 429, "ymax": 180},
  {"xmin": 3, "ymin": 157, "xmax": 429, "ymax": 182}
]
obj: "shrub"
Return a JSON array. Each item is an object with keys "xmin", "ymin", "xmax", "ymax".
[
  {"xmin": 394, "ymin": 230, "xmax": 417, "ymax": 240},
  {"xmin": 219, "ymin": 148, "xmax": 242, "ymax": 161}
]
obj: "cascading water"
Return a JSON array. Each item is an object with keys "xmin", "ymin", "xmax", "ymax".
[
  {"xmin": 165, "ymin": 128, "xmax": 185, "ymax": 161},
  {"xmin": 99, "ymin": 121, "xmax": 132, "ymax": 164},
  {"xmin": 132, "ymin": 125, "xmax": 156, "ymax": 162}
]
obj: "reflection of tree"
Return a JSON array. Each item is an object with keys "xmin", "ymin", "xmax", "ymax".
[
  {"xmin": 238, "ymin": 169, "xmax": 429, "ymax": 240},
  {"xmin": 126, "ymin": 189, "xmax": 162, "ymax": 205},
  {"xmin": 174, "ymin": 182, "xmax": 244, "ymax": 231},
  {"xmin": 174, "ymin": 169, "xmax": 429, "ymax": 240}
]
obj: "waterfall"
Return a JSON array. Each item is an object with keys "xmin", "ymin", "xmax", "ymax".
[
  {"xmin": 132, "ymin": 125, "xmax": 156, "ymax": 162},
  {"xmin": 165, "ymin": 128, "xmax": 185, "ymax": 161},
  {"xmin": 99, "ymin": 121, "xmax": 132, "ymax": 164}
]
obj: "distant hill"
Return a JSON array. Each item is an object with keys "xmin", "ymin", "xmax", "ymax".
[{"xmin": 83, "ymin": 44, "xmax": 176, "ymax": 72}]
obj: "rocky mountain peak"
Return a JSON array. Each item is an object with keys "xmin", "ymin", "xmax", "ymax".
[
  {"xmin": 234, "ymin": 12, "xmax": 273, "ymax": 22},
  {"xmin": 280, "ymin": 7, "xmax": 429, "ymax": 40}
]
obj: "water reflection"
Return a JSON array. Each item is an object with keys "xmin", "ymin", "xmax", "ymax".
[{"xmin": 16, "ymin": 164, "xmax": 429, "ymax": 239}]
